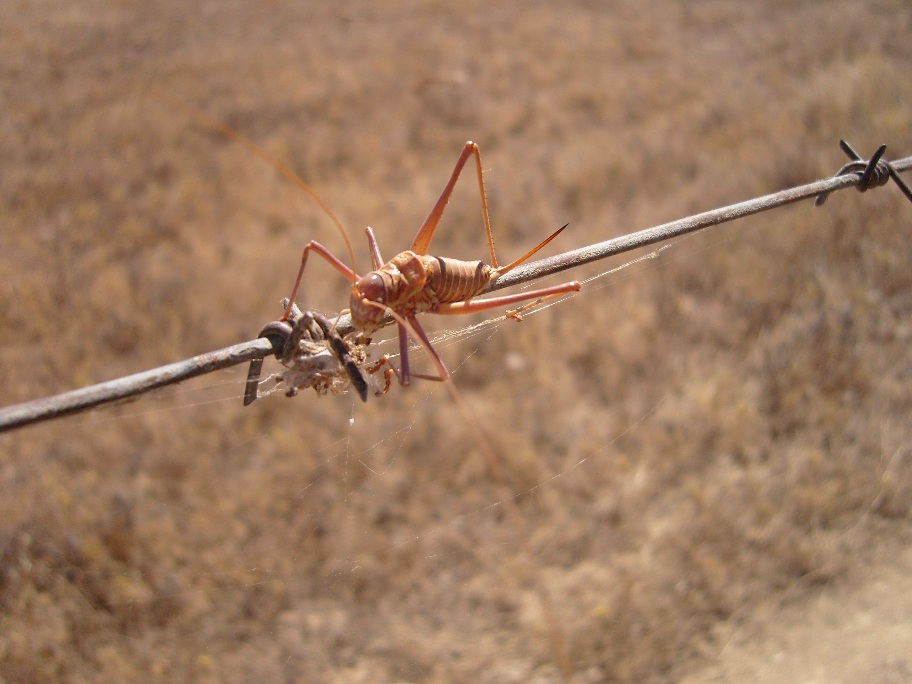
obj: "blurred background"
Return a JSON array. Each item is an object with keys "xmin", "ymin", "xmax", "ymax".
[{"xmin": 2, "ymin": 1, "xmax": 911, "ymax": 681}]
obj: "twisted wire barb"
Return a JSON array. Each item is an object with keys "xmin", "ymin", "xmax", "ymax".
[
  {"xmin": 815, "ymin": 140, "xmax": 912, "ymax": 206},
  {"xmin": 243, "ymin": 302, "xmax": 369, "ymax": 406},
  {"xmin": 1, "ymin": 142, "xmax": 909, "ymax": 434}
]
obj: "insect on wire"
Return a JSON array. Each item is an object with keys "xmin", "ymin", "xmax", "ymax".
[{"xmin": 0, "ymin": 140, "xmax": 909, "ymax": 434}]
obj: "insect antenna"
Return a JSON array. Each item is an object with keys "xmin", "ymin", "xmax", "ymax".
[{"xmin": 153, "ymin": 90, "xmax": 357, "ymax": 276}]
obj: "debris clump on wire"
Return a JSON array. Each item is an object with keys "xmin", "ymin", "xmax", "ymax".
[{"xmin": 244, "ymin": 301, "xmax": 371, "ymax": 406}]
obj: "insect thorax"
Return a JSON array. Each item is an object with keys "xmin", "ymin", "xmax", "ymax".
[{"xmin": 348, "ymin": 251, "xmax": 494, "ymax": 334}]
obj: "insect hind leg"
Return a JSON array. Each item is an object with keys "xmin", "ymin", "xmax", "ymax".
[
  {"xmin": 410, "ymin": 141, "xmax": 499, "ymax": 268},
  {"xmin": 411, "ymin": 141, "xmax": 570, "ymax": 282}
]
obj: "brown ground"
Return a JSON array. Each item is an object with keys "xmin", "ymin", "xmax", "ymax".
[{"xmin": 1, "ymin": 1, "xmax": 911, "ymax": 682}]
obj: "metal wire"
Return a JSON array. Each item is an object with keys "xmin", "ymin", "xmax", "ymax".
[
  {"xmin": 0, "ymin": 337, "xmax": 281, "ymax": 433},
  {"xmin": 488, "ymin": 145, "xmax": 912, "ymax": 293},
  {"xmin": 1, "ymin": 142, "xmax": 909, "ymax": 434}
]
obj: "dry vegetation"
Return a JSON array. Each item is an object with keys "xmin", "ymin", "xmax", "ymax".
[{"xmin": 1, "ymin": 1, "xmax": 911, "ymax": 682}]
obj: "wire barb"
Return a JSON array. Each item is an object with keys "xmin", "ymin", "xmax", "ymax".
[
  {"xmin": 244, "ymin": 300, "xmax": 369, "ymax": 405},
  {"xmin": 815, "ymin": 140, "xmax": 912, "ymax": 206},
  {"xmin": 243, "ymin": 320, "xmax": 295, "ymax": 406}
]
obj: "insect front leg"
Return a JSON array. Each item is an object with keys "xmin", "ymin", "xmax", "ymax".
[{"xmin": 281, "ymin": 241, "xmax": 359, "ymax": 321}]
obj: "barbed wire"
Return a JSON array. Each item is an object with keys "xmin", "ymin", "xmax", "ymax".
[{"xmin": 0, "ymin": 141, "xmax": 909, "ymax": 435}]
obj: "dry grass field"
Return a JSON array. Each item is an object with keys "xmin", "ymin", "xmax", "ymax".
[{"xmin": 2, "ymin": 1, "xmax": 911, "ymax": 682}]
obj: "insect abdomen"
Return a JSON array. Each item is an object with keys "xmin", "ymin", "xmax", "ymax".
[{"xmin": 427, "ymin": 256, "xmax": 493, "ymax": 304}]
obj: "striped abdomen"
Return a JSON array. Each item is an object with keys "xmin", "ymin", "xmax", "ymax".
[{"xmin": 423, "ymin": 256, "xmax": 494, "ymax": 304}]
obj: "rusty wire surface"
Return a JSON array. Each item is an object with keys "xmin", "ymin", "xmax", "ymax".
[{"xmin": 0, "ymin": 143, "xmax": 909, "ymax": 434}]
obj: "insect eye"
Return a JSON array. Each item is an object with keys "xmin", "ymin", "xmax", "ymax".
[{"xmin": 357, "ymin": 273, "xmax": 386, "ymax": 304}]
